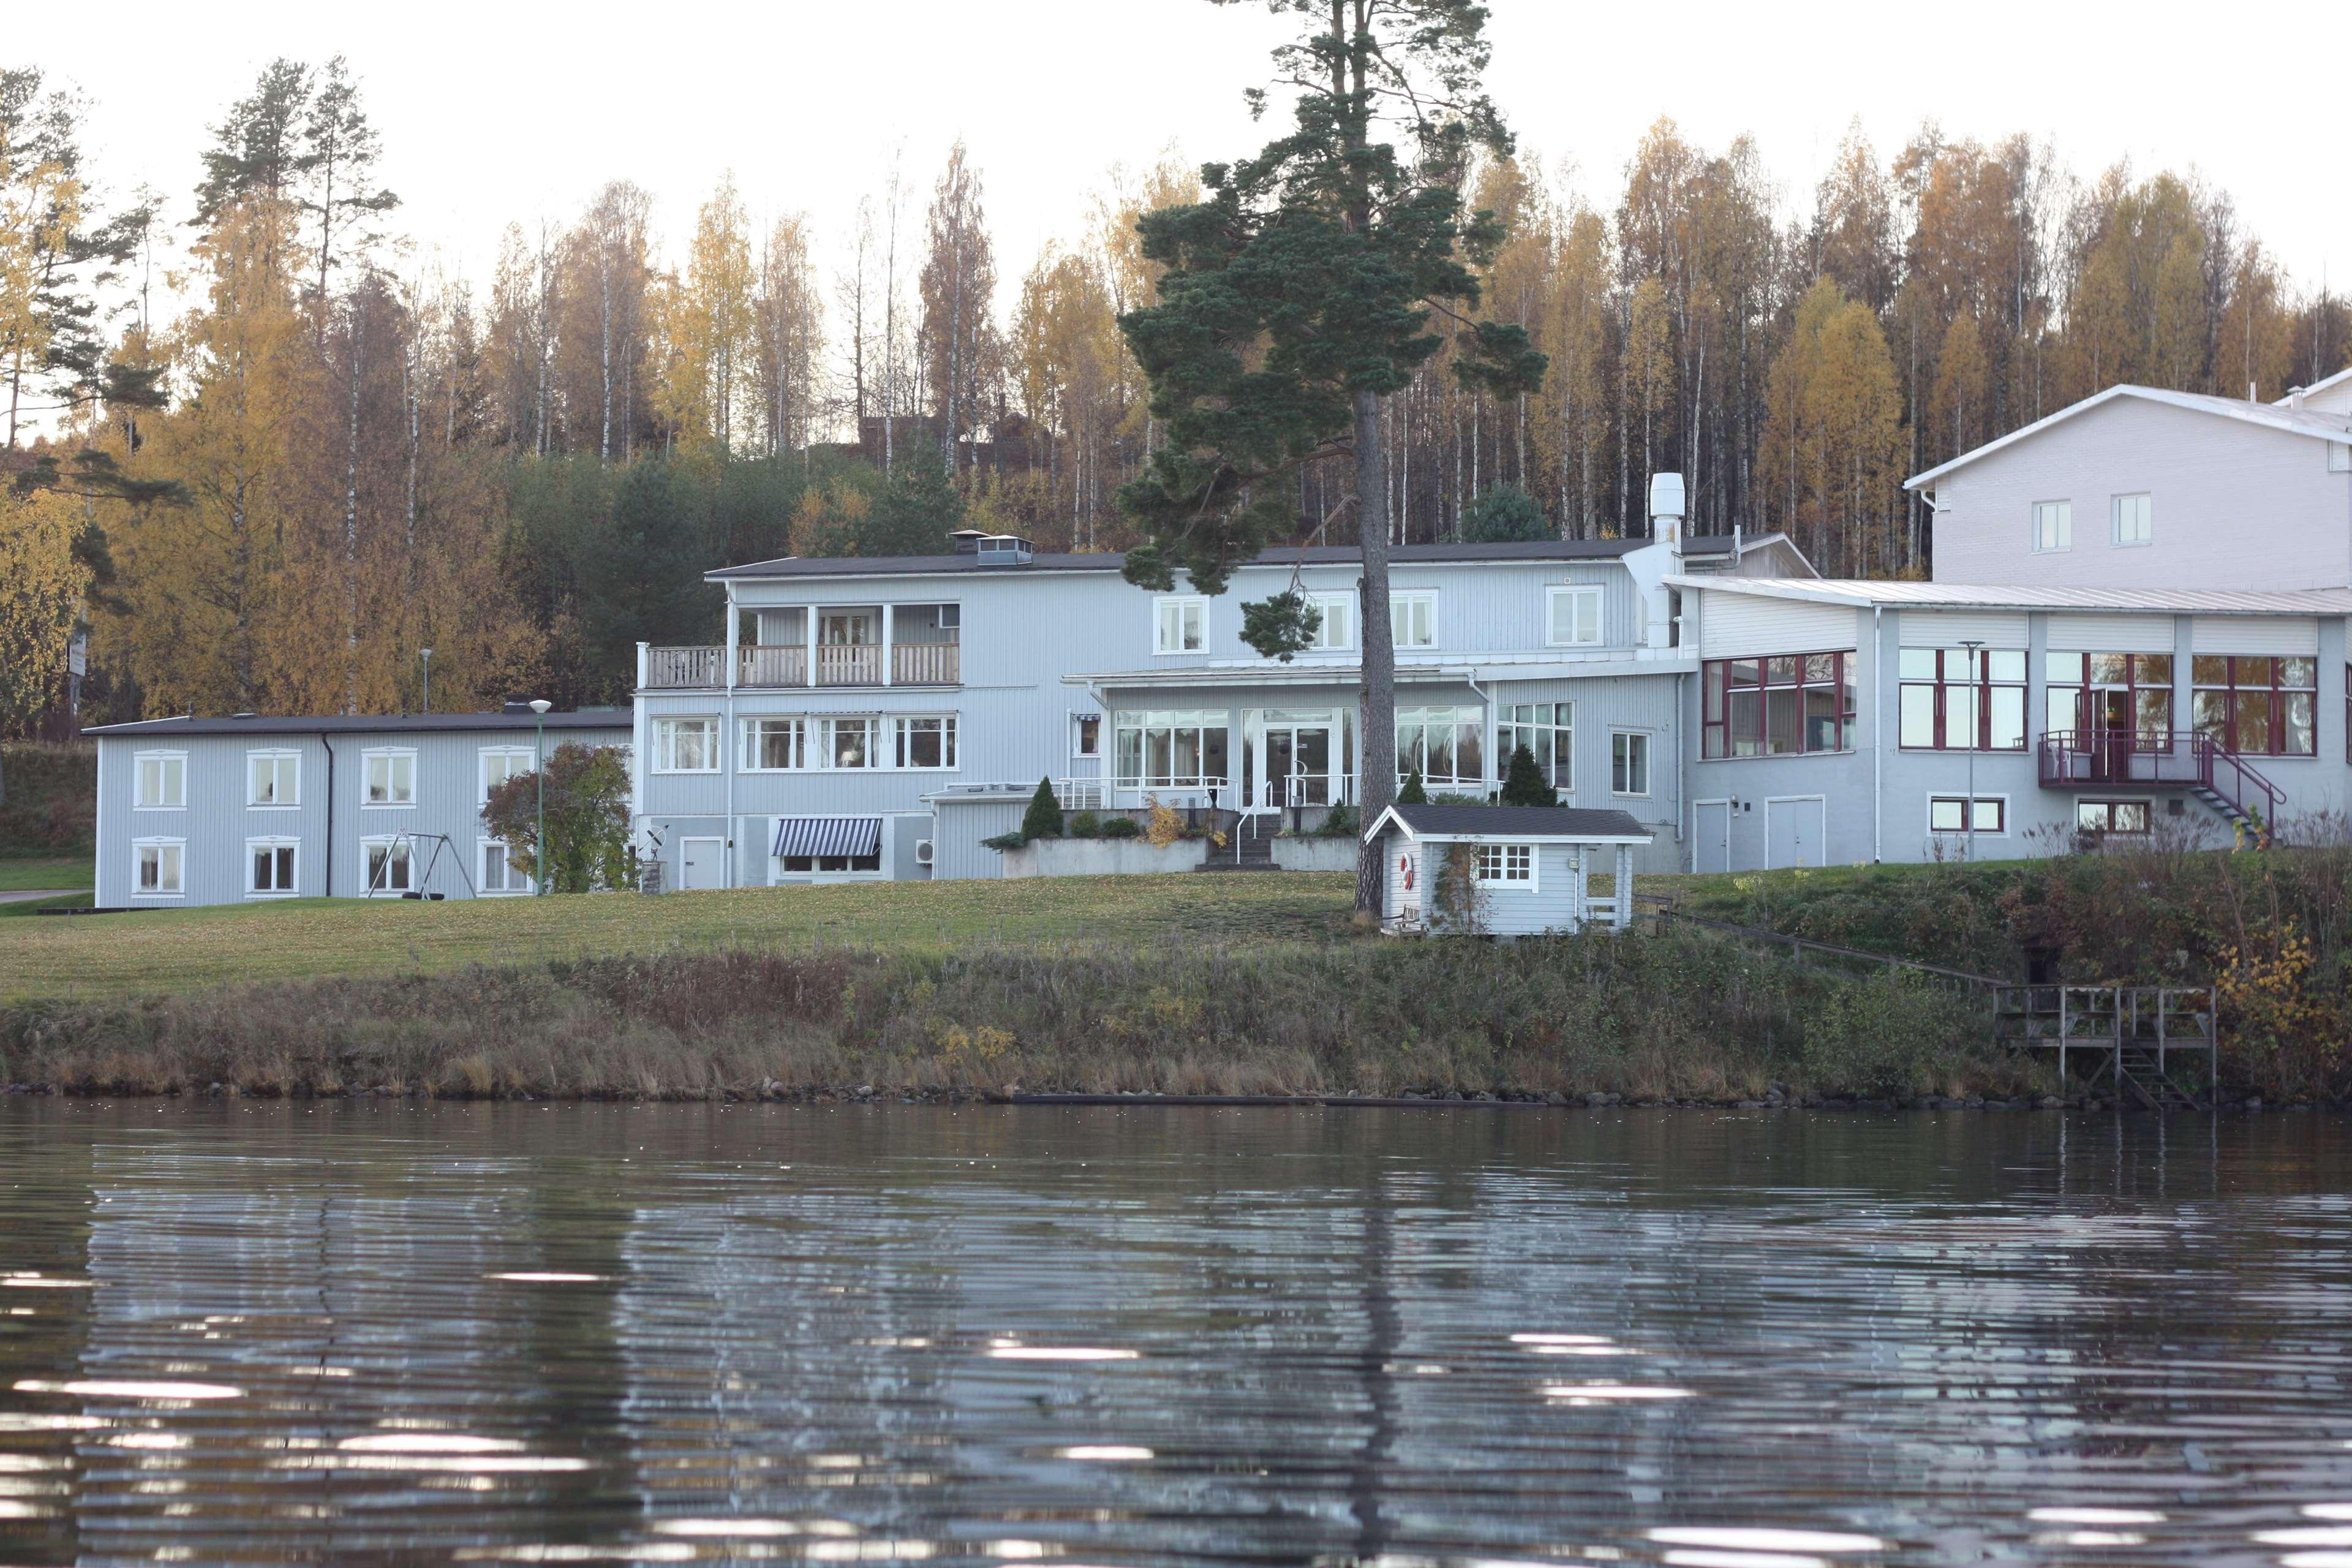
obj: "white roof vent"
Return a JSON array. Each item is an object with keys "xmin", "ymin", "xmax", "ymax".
[{"xmin": 974, "ymin": 535, "xmax": 1033, "ymax": 567}]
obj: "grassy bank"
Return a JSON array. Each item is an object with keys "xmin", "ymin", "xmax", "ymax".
[
  {"xmin": 1, "ymin": 935, "xmax": 2041, "ymax": 1106},
  {"xmin": 0, "ymin": 742, "xmax": 94, "ymax": 859},
  {"xmin": 0, "ymin": 873, "xmax": 1356, "ymax": 1001}
]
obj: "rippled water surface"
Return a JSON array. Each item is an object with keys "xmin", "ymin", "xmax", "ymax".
[{"xmin": 1, "ymin": 1102, "xmax": 2348, "ymax": 1566}]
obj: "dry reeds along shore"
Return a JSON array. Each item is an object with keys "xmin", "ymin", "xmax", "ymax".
[{"xmin": 4, "ymin": 936, "xmax": 2035, "ymax": 1105}]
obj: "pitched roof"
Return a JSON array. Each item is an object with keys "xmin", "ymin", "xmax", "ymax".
[
  {"xmin": 1373, "ymin": 802, "xmax": 1653, "ymax": 842},
  {"xmin": 1904, "ymin": 383, "xmax": 2352, "ymax": 491},
  {"xmin": 1664, "ymin": 576, "xmax": 2352, "ymax": 615},
  {"xmin": 2278, "ymin": 366, "xmax": 2352, "ymax": 404},
  {"xmin": 82, "ymin": 710, "xmax": 630, "ymax": 739},
  {"xmin": 709, "ymin": 538, "xmax": 1643, "ymax": 582}
]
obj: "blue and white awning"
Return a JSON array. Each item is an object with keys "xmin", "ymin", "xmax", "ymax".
[{"xmin": 773, "ymin": 817, "xmax": 882, "ymax": 859}]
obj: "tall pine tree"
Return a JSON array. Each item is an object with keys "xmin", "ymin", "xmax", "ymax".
[{"xmin": 1115, "ymin": 0, "xmax": 1543, "ymax": 914}]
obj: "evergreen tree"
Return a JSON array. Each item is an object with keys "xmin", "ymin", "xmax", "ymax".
[
  {"xmin": 862, "ymin": 447, "xmax": 962, "ymax": 555},
  {"xmin": 1396, "ymin": 767, "xmax": 1428, "ymax": 805},
  {"xmin": 1499, "ymin": 742, "xmax": 1556, "ymax": 806},
  {"xmin": 1460, "ymin": 483, "xmax": 1548, "ymax": 542},
  {"xmin": 1021, "ymin": 775, "xmax": 1065, "ymax": 839},
  {"xmin": 580, "ymin": 459, "xmax": 717, "ymax": 695},
  {"xmin": 1115, "ymin": 0, "xmax": 1543, "ymax": 916}
]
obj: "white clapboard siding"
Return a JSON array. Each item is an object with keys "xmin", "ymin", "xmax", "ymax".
[
  {"xmin": 1700, "ymin": 594, "xmax": 1860, "ymax": 660},
  {"xmin": 2190, "ymin": 615, "xmax": 2319, "ymax": 656},
  {"xmin": 2045, "ymin": 612, "xmax": 2177, "ymax": 652},
  {"xmin": 1897, "ymin": 609, "xmax": 2030, "ymax": 649}
]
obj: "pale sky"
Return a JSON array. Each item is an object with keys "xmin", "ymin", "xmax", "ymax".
[{"xmin": 18, "ymin": 0, "xmax": 2344, "ymax": 336}]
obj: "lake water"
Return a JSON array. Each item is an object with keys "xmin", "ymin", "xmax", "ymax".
[{"xmin": 1, "ymin": 1101, "xmax": 2348, "ymax": 1567}]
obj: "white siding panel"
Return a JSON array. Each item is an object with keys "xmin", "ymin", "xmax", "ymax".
[
  {"xmin": 1898, "ymin": 609, "xmax": 2029, "ymax": 647},
  {"xmin": 2191, "ymin": 615, "xmax": 2319, "ymax": 656},
  {"xmin": 1700, "ymin": 594, "xmax": 1858, "ymax": 659},
  {"xmin": 2046, "ymin": 612, "xmax": 2176, "ymax": 651}
]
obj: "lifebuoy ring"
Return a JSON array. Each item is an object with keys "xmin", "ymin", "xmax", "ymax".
[{"xmin": 1400, "ymin": 853, "xmax": 1415, "ymax": 891}]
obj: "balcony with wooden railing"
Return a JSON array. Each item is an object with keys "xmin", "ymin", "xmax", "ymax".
[{"xmin": 640, "ymin": 631, "xmax": 959, "ymax": 690}]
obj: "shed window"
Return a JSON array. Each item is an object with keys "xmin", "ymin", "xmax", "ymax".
[{"xmin": 1474, "ymin": 843, "xmax": 1533, "ymax": 886}]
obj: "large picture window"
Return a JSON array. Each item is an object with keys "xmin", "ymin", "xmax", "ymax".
[
  {"xmin": 1396, "ymin": 706, "xmax": 1484, "ymax": 790},
  {"xmin": 1898, "ymin": 647, "xmax": 2026, "ymax": 751},
  {"xmin": 1496, "ymin": 703, "xmax": 1571, "ymax": 790},
  {"xmin": 652, "ymin": 717, "xmax": 719, "ymax": 772},
  {"xmin": 1114, "ymin": 710, "xmax": 1229, "ymax": 790},
  {"xmin": 2045, "ymin": 652, "xmax": 2172, "ymax": 745},
  {"xmin": 1701, "ymin": 654, "xmax": 1856, "ymax": 758},
  {"xmin": 2193, "ymin": 655, "xmax": 2316, "ymax": 757}
]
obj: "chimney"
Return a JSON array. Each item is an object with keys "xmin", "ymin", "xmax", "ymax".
[
  {"xmin": 1647, "ymin": 472, "xmax": 1687, "ymax": 549},
  {"xmin": 2290, "ymin": 385, "xmax": 2308, "ymax": 412}
]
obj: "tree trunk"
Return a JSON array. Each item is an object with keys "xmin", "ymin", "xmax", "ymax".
[{"xmin": 1354, "ymin": 386, "xmax": 1393, "ymax": 919}]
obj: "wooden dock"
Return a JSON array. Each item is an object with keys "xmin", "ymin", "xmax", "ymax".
[{"xmin": 1992, "ymin": 986, "xmax": 2217, "ymax": 1110}]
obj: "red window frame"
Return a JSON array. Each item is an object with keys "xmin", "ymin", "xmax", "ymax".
[
  {"xmin": 2192, "ymin": 655, "xmax": 2316, "ymax": 758},
  {"xmin": 1898, "ymin": 649, "xmax": 2027, "ymax": 752},
  {"xmin": 1700, "ymin": 652, "xmax": 1856, "ymax": 760}
]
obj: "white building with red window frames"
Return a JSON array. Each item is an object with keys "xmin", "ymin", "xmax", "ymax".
[{"xmin": 1672, "ymin": 368, "xmax": 2352, "ymax": 870}]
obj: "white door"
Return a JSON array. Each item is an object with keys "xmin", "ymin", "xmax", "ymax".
[
  {"xmin": 1694, "ymin": 799, "xmax": 1731, "ymax": 874},
  {"xmin": 1765, "ymin": 797, "xmax": 1825, "ymax": 870},
  {"xmin": 679, "ymin": 836, "xmax": 723, "ymax": 891}
]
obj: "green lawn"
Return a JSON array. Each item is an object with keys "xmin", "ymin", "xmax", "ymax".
[
  {"xmin": 0, "ymin": 873, "xmax": 1361, "ymax": 1002},
  {"xmin": 0, "ymin": 856, "xmax": 92, "ymax": 892}
]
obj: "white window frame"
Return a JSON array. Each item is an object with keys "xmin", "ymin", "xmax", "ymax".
[
  {"xmin": 478, "ymin": 837, "xmax": 533, "ymax": 896},
  {"xmin": 891, "ymin": 714, "xmax": 959, "ymax": 771},
  {"xmin": 652, "ymin": 717, "xmax": 720, "ymax": 774},
  {"xmin": 361, "ymin": 748, "xmax": 418, "ymax": 807},
  {"xmin": 1309, "ymin": 592, "xmax": 1356, "ymax": 652},
  {"xmin": 360, "ymin": 835, "xmax": 415, "ymax": 896},
  {"xmin": 1390, "ymin": 590, "xmax": 1438, "ymax": 650},
  {"xmin": 2110, "ymin": 492, "xmax": 2153, "ymax": 547},
  {"xmin": 1926, "ymin": 795, "xmax": 2008, "ymax": 836},
  {"xmin": 246, "ymin": 749, "xmax": 301, "ymax": 809},
  {"xmin": 478, "ymin": 746, "xmax": 535, "ymax": 805},
  {"xmin": 1547, "ymin": 584, "xmax": 1604, "ymax": 647},
  {"xmin": 2032, "ymin": 499, "xmax": 2072, "ymax": 553},
  {"xmin": 1153, "ymin": 595, "xmax": 1208, "ymax": 655},
  {"xmin": 1496, "ymin": 702, "xmax": 1573, "ymax": 793},
  {"xmin": 820, "ymin": 715, "xmax": 881, "ymax": 770},
  {"xmin": 134, "ymin": 750, "xmax": 186, "ymax": 810},
  {"xmin": 741, "ymin": 716, "xmax": 809, "ymax": 772},
  {"xmin": 1472, "ymin": 842, "xmax": 1537, "ymax": 890},
  {"xmin": 1069, "ymin": 712, "xmax": 1102, "ymax": 759},
  {"xmin": 244, "ymin": 835, "xmax": 300, "ymax": 898},
  {"xmin": 132, "ymin": 837, "xmax": 185, "ymax": 899},
  {"xmin": 770, "ymin": 816, "xmax": 890, "ymax": 883},
  {"xmin": 1611, "ymin": 730, "xmax": 1652, "ymax": 797}
]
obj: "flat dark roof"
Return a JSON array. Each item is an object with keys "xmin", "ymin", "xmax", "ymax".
[
  {"xmin": 709, "ymin": 539, "xmax": 1644, "ymax": 581},
  {"xmin": 82, "ymin": 710, "xmax": 631, "ymax": 740}
]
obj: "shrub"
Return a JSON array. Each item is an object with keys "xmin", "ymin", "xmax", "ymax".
[
  {"xmin": 1499, "ymin": 742, "xmax": 1557, "ymax": 807},
  {"xmin": 1396, "ymin": 769, "xmax": 1428, "ymax": 805},
  {"xmin": 1799, "ymin": 976, "xmax": 1970, "ymax": 1098},
  {"xmin": 1101, "ymin": 815, "xmax": 1141, "ymax": 839},
  {"xmin": 1318, "ymin": 803, "xmax": 1359, "ymax": 837},
  {"xmin": 1068, "ymin": 811, "xmax": 1102, "ymax": 839},
  {"xmin": 981, "ymin": 831, "xmax": 1027, "ymax": 852},
  {"xmin": 1021, "ymin": 777, "xmax": 1064, "ymax": 840},
  {"xmin": 1144, "ymin": 797, "xmax": 1184, "ymax": 848}
]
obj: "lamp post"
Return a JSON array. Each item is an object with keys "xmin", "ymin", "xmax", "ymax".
[
  {"xmin": 420, "ymin": 648, "xmax": 433, "ymax": 714},
  {"xmin": 530, "ymin": 699, "xmax": 552, "ymax": 894},
  {"xmin": 1959, "ymin": 639, "xmax": 1985, "ymax": 862}
]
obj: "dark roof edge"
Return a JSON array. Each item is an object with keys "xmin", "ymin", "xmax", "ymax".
[
  {"xmin": 82, "ymin": 710, "xmax": 630, "ymax": 739},
  {"xmin": 708, "ymin": 540, "xmax": 1648, "ymax": 581}
]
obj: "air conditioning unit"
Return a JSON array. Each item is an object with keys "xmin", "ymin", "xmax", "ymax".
[{"xmin": 914, "ymin": 839, "xmax": 935, "ymax": 866}]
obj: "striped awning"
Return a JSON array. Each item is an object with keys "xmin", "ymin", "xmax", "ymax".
[{"xmin": 773, "ymin": 817, "xmax": 882, "ymax": 859}]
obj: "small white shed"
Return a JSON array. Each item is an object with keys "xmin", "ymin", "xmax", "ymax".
[{"xmin": 1366, "ymin": 803, "xmax": 1653, "ymax": 937}]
